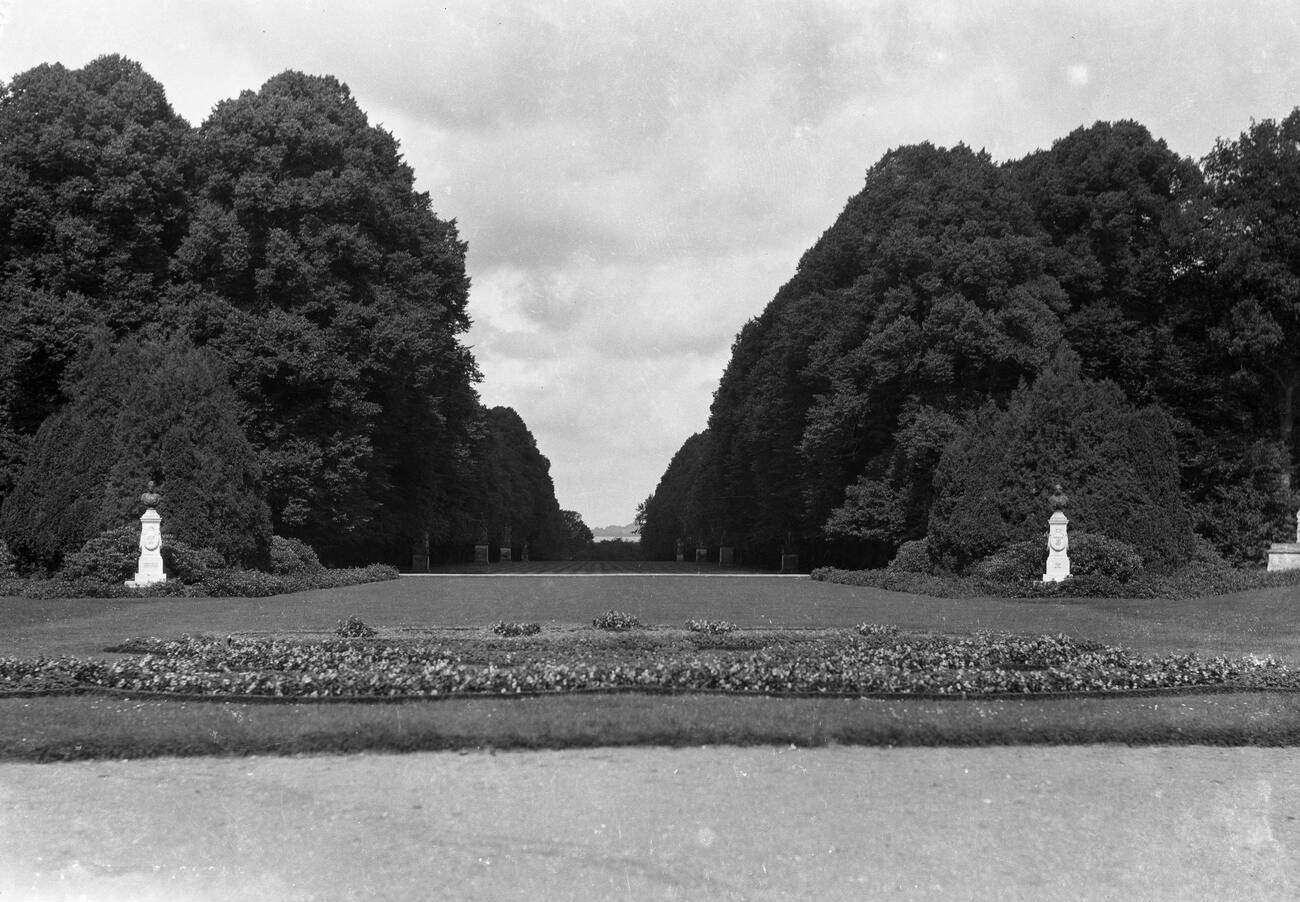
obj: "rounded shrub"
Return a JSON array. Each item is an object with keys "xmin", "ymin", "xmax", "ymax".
[
  {"xmin": 887, "ymin": 538, "xmax": 934, "ymax": 573},
  {"xmin": 927, "ymin": 349, "xmax": 1195, "ymax": 570},
  {"xmin": 335, "ymin": 616, "xmax": 377, "ymax": 638},
  {"xmin": 592, "ymin": 610, "xmax": 644, "ymax": 631},
  {"xmin": 269, "ymin": 536, "xmax": 325, "ymax": 575},
  {"xmin": 969, "ymin": 539, "xmax": 1043, "ymax": 582},
  {"xmin": 163, "ymin": 536, "xmax": 227, "ymax": 583},
  {"xmin": 1068, "ymin": 533, "xmax": 1143, "ymax": 583},
  {"xmin": 59, "ymin": 524, "xmax": 138, "ymax": 584}
]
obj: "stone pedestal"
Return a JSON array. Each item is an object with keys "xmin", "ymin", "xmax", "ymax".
[
  {"xmin": 521, "ymin": 543, "xmax": 530, "ymax": 562},
  {"xmin": 695, "ymin": 547, "xmax": 708, "ymax": 564},
  {"xmin": 780, "ymin": 553, "xmax": 798, "ymax": 574},
  {"xmin": 675, "ymin": 540, "xmax": 684, "ymax": 563},
  {"xmin": 125, "ymin": 507, "xmax": 166, "ymax": 587},
  {"xmin": 718, "ymin": 546, "xmax": 735, "ymax": 565},
  {"xmin": 473, "ymin": 544, "xmax": 490, "ymax": 564},
  {"xmin": 1267, "ymin": 543, "xmax": 1300, "ymax": 572},
  {"xmin": 499, "ymin": 546, "xmax": 512, "ymax": 563},
  {"xmin": 1042, "ymin": 511, "xmax": 1070, "ymax": 583},
  {"xmin": 1269, "ymin": 510, "xmax": 1300, "ymax": 571},
  {"xmin": 411, "ymin": 534, "xmax": 430, "ymax": 572}
]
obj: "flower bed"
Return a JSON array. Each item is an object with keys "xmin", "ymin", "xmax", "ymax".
[{"xmin": 2, "ymin": 627, "xmax": 1295, "ymax": 700}]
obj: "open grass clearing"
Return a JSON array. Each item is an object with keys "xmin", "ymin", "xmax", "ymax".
[
  {"xmin": 5, "ymin": 691, "xmax": 1300, "ymax": 761},
  {"xmin": 5, "ymin": 574, "xmax": 1300, "ymax": 756},
  {"xmin": 4, "ymin": 573, "xmax": 1300, "ymax": 661}
]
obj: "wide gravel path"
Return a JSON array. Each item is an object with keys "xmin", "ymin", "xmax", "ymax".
[{"xmin": 3, "ymin": 745, "xmax": 1299, "ymax": 901}]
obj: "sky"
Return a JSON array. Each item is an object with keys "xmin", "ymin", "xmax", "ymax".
[{"xmin": 2, "ymin": 1, "xmax": 1298, "ymax": 528}]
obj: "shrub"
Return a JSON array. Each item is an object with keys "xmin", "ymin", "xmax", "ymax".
[
  {"xmin": 59, "ymin": 524, "xmax": 226, "ymax": 585},
  {"xmin": 971, "ymin": 533, "xmax": 1143, "ymax": 584},
  {"xmin": 163, "ymin": 536, "xmax": 226, "ymax": 583},
  {"xmin": 0, "ymin": 539, "xmax": 18, "ymax": 579},
  {"xmin": 193, "ymin": 564, "xmax": 398, "ymax": 598},
  {"xmin": 927, "ymin": 349, "xmax": 1195, "ymax": 569},
  {"xmin": 887, "ymin": 539, "xmax": 933, "ymax": 573},
  {"xmin": 58, "ymin": 524, "xmax": 138, "ymax": 584},
  {"xmin": 969, "ymin": 540, "xmax": 1043, "ymax": 582},
  {"xmin": 686, "ymin": 618, "xmax": 738, "ymax": 634},
  {"xmin": 492, "ymin": 621, "xmax": 542, "ymax": 637},
  {"xmin": 1068, "ymin": 533, "xmax": 1143, "ymax": 583},
  {"xmin": 592, "ymin": 610, "xmax": 644, "ymax": 631},
  {"xmin": 0, "ymin": 336, "xmax": 272, "ymax": 571},
  {"xmin": 335, "ymin": 616, "xmax": 377, "ymax": 638},
  {"xmin": 269, "ymin": 536, "xmax": 325, "ymax": 576}
]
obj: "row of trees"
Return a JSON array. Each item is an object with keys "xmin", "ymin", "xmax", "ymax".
[
  {"xmin": 641, "ymin": 117, "xmax": 1300, "ymax": 569},
  {"xmin": 0, "ymin": 56, "xmax": 582, "ymax": 569}
]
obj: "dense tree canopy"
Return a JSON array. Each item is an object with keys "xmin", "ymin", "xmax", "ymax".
[
  {"xmin": 0, "ymin": 58, "xmax": 565, "ymax": 570},
  {"xmin": 169, "ymin": 70, "xmax": 481, "ymax": 559},
  {"xmin": 927, "ymin": 349, "xmax": 1194, "ymax": 570},
  {"xmin": 642, "ymin": 117, "xmax": 1300, "ymax": 568},
  {"xmin": 0, "ymin": 56, "xmax": 191, "ymax": 496},
  {"xmin": 0, "ymin": 336, "xmax": 270, "ymax": 569},
  {"xmin": 463, "ymin": 406, "xmax": 566, "ymax": 559}
]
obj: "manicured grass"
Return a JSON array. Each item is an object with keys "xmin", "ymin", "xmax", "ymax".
[
  {"xmin": 4, "ymin": 691, "xmax": 1300, "ymax": 761},
  {"xmin": 5, "ymin": 574, "xmax": 1300, "ymax": 660},
  {"xmin": 5, "ymin": 573, "xmax": 1300, "ymax": 758}
]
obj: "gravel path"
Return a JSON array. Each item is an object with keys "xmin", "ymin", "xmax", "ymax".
[{"xmin": 3, "ymin": 745, "xmax": 1299, "ymax": 901}]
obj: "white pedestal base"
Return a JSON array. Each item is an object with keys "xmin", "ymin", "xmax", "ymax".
[
  {"xmin": 1267, "ymin": 543, "xmax": 1300, "ymax": 572},
  {"xmin": 125, "ymin": 507, "xmax": 166, "ymax": 587}
]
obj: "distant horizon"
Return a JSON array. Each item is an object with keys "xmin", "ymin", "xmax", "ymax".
[{"xmin": 4, "ymin": 1, "xmax": 1298, "ymax": 527}]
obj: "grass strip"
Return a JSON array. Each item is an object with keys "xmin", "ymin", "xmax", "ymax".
[{"xmin": 6, "ymin": 692, "xmax": 1300, "ymax": 761}]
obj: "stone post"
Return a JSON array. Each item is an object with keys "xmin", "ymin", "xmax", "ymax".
[
  {"xmin": 1266, "ymin": 509, "xmax": 1300, "ymax": 572},
  {"xmin": 1042, "ymin": 511, "xmax": 1070, "ymax": 583},
  {"xmin": 675, "ymin": 539, "xmax": 684, "ymax": 563},
  {"xmin": 500, "ymin": 525, "xmax": 512, "ymax": 563},
  {"xmin": 411, "ymin": 532, "xmax": 430, "ymax": 573},
  {"xmin": 126, "ymin": 483, "xmax": 166, "ymax": 587}
]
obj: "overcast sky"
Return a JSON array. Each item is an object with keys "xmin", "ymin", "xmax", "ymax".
[{"xmin": 2, "ymin": 1, "xmax": 1298, "ymax": 528}]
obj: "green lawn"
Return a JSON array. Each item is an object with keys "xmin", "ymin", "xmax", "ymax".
[
  {"xmin": 6, "ymin": 692, "xmax": 1300, "ymax": 761},
  {"xmin": 4, "ymin": 573, "xmax": 1300, "ymax": 758},
  {"xmin": 5, "ymin": 573, "xmax": 1300, "ymax": 660}
]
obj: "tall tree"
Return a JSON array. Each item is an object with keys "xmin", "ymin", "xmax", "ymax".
[
  {"xmin": 1201, "ymin": 109, "xmax": 1300, "ymax": 461},
  {"xmin": 0, "ymin": 55, "xmax": 192, "ymax": 497},
  {"xmin": 462, "ymin": 406, "xmax": 566, "ymax": 558},
  {"xmin": 171, "ymin": 71, "xmax": 479, "ymax": 560},
  {"xmin": 638, "ymin": 431, "xmax": 710, "ymax": 559}
]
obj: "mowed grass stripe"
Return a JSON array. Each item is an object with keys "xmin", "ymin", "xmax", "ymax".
[{"xmin": 6, "ymin": 692, "xmax": 1300, "ymax": 761}]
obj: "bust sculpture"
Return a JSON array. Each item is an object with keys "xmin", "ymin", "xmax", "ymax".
[{"xmin": 1048, "ymin": 483, "xmax": 1069, "ymax": 511}]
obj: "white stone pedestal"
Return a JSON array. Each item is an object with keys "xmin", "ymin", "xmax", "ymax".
[
  {"xmin": 1042, "ymin": 511, "xmax": 1070, "ymax": 583},
  {"xmin": 1267, "ymin": 543, "xmax": 1300, "ymax": 572},
  {"xmin": 125, "ymin": 507, "xmax": 166, "ymax": 587}
]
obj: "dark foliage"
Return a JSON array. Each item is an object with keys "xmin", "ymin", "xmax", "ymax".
[
  {"xmin": 0, "ymin": 336, "xmax": 271, "ymax": 569},
  {"xmin": 927, "ymin": 349, "xmax": 1195, "ymax": 570}
]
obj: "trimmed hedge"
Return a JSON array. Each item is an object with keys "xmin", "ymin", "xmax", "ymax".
[
  {"xmin": 811, "ymin": 564, "xmax": 1300, "ymax": 599},
  {"xmin": 0, "ymin": 564, "xmax": 399, "ymax": 599}
]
